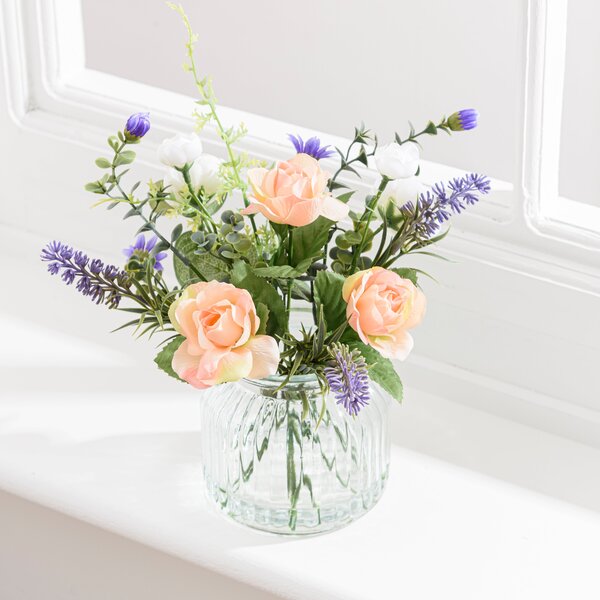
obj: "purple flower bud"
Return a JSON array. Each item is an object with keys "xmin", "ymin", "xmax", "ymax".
[
  {"xmin": 125, "ymin": 112, "xmax": 151, "ymax": 139},
  {"xmin": 447, "ymin": 109, "xmax": 479, "ymax": 131}
]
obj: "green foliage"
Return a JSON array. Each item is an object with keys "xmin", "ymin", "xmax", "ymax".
[
  {"xmin": 114, "ymin": 150, "xmax": 136, "ymax": 166},
  {"xmin": 291, "ymin": 217, "xmax": 333, "ymax": 266},
  {"xmin": 230, "ymin": 260, "xmax": 287, "ymax": 336},
  {"xmin": 328, "ymin": 124, "xmax": 378, "ymax": 191},
  {"xmin": 256, "ymin": 302, "xmax": 269, "ymax": 335},
  {"xmin": 95, "ymin": 157, "xmax": 112, "ymax": 169},
  {"xmin": 173, "ymin": 231, "xmax": 229, "ymax": 285},
  {"xmin": 154, "ymin": 335, "xmax": 185, "ymax": 382},
  {"xmin": 253, "ymin": 259, "xmax": 313, "ymax": 279},
  {"xmin": 277, "ymin": 306, "xmax": 345, "ymax": 379},
  {"xmin": 314, "ymin": 271, "xmax": 346, "ymax": 331},
  {"xmin": 390, "ymin": 267, "xmax": 418, "ymax": 286}
]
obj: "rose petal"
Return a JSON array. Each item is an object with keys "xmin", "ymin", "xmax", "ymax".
[
  {"xmin": 370, "ymin": 329, "xmax": 414, "ymax": 361},
  {"xmin": 245, "ymin": 335, "xmax": 281, "ymax": 379},
  {"xmin": 319, "ymin": 196, "xmax": 350, "ymax": 222}
]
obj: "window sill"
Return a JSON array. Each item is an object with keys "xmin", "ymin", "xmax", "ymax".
[{"xmin": 2, "ymin": 320, "xmax": 600, "ymax": 599}]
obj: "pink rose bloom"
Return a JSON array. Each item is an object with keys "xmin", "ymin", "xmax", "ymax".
[
  {"xmin": 168, "ymin": 281, "xmax": 280, "ymax": 389},
  {"xmin": 342, "ymin": 267, "xmax": 426, "ymax": 360},
  {"xmin": 241, "ymin": 153, "xmax": 349, "ymax": 227}
]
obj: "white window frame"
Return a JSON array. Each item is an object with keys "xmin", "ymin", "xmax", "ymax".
[{"xmin": 523, "ymin": 0, "xmax": 600, "ymax": 248}]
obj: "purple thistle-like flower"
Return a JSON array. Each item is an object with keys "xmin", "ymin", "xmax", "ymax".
[
  {"xmin": 287, "ymin": 134, "xmax": 335, "ymax": 160},
  {"xmin": 41, "ymin": 241, "xmax": 131, "ymax": 308},
  {"xmin": 125, "ymin": 112, "xmax": 150, "ymax": 138},
  {"xmin": 324, "ymin": 343, "xmax": 371, "ymax": 416},
  {"xmin": 123, "ymin": 234, "xmax": 167, "ymax": 271},
  {"xmin": 402, "ymin": 173, "xmax": 491, "ymax": 239},
  {"xmin": 447, "ymin": 109, "xmax": 479, "ymax": 131}
]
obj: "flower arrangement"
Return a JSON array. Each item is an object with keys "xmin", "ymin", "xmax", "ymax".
[{"xmin": 41, "ymin": 6, "xmax": 490, "ymax": 416}]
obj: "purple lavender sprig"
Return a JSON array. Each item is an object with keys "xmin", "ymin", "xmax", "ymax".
[
  {"xmin": 40, "ymin": 241, "xmax": 132, "ymax": 308},
  {"xmin": 324, "ymin": 343, "xmax": 370, "ymax": 416},
  {"xmin": 288, "ymin": 134, "xmax": 335, "ymax": 160},
  {"xmin": 402, "ymin": 173, "xmax": 491, "ymax": 238}
]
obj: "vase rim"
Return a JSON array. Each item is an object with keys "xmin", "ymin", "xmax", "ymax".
[{"xmin": 242, "ymin": 373, "xmax": 319, "ymax": 389}]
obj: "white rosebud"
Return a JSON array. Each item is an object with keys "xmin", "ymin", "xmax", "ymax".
[
  {"xmin": 374, "ymin": 142, "xmax": 420, "ymax": 179},
  {"xmin": 158, "ymin": 133, "xmax": 204, "ymax": 168},
  {"xmin": 165, "ymin": 154, "xmax": 223, "ymax": 196},
  {"xmin": 378, "ymin": 177, "xmax": 427, "ymax": 211}
]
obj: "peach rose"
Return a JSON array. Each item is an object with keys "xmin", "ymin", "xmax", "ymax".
[
  {"xmin": 342, "ymin": 267, "xmax": 426, "ymax": 360},
  {"xmin": 241, "ymin": 153, "xmax": 349, "ymax": 227},
  {"xmin": 168, "ymin": 281, "xmax": 280, "ymax": 389}
]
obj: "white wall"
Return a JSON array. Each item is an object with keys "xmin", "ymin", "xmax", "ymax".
[{"xmin": 81, "ymin": 0, "xmax": 520, "ymax": 184}]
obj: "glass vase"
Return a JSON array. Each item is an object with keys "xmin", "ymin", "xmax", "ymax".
[{"xmin": 200, "ymin": 374, "xmax": 391, "ymax": 535}]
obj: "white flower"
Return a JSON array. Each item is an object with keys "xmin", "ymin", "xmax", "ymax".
[
  {"xmin": 165, "ymin": 154, "xmax": 223, "ymax": 196},
  {"xmin": 158, "ymin": 133, "xmax": 204, "ymax": 168},
  {"xmin": 374, "ymin": 143, "xmax": 420, "ymax": 179},
  {"xmin": 378, "ymin": 177, "xmax": 427, "ymax": 211}
]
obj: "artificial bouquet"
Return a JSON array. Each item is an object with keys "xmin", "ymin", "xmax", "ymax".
[{"xmin": 41, "ymin": 7, "xmax": 490, "ymax": 419}]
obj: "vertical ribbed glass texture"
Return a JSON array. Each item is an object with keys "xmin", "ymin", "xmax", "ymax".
[{"xmin": 200, "ymin": 374, "xmax": 391, "ymax": 535}]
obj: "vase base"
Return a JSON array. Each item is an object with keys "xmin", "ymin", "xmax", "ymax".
[{"xmin": 204, "ymin": 469, "xmax": 389, "ymax": 536}]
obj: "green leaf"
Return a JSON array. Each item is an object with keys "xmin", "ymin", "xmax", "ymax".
[
  {"xmin": 154, "ymin": 335, "xmax": 185, "ymax": 382},
  {"xmin": 337, "ymin": 191, "xmax": 355, "ymax": 203},
  {"xmin": 253, "ymin": 258, "xmax": 313, "ymax": 279},
  {"xmin": 390, "ymin": 267, "xmax": 418, "ymax": 286},
  {"xmin": 114, "ymin": 150, "xmax": 136, "ymax": 166},
  {"xmin": 356, "ymin": 147, "xmax": 369, "ymax": 166},
  {"xmin": 171, "ymin": 223, "xmax": 183, "ymax": 243},
  {"xmin": 314, "ymin": 271, "xmax": 346, "ymax": 331},
  {"xmin": 95, "ymin": 157, "xmax": 112, "ymax": 169},
  {"xmin": 291, "ymin": 217, "xmax": 332, "ymax": 266},
  {"xmin": 85, "ymin": 182, "xmax": 103, "ymax": 193},
  {"xmin": 231, "ymin": 260, "xmax": 287, "ymax": 336},
  {"xmin": 270, "ymin": 222, "xmax": 287, "ymax": 240},
  {"xmin": 291, "ymin": 279, "xmax": 312, "ymax": 301},
  {"xmin": 173, "ymin": 231, "xmax": 229, "ymax": 285},
  {"xmin": 256, "ymin": 302, "xmax": 269, "ymax": 335},
  {"xmin": 346, "ymin": 339, "xmax": 403, "ymax": 402}
]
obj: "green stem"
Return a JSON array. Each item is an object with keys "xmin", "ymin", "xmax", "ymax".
[
  {"xmin": 110, "ymin": 142, "xmax": 207, "ymax": 282},
  {"xmin": 180, "ymin": 166, "xmax": 218, "ymax": 232},
  {"xmin": 286, "ymin": 227, "xmax": 293, "ymax": 317},
  {"xmin": 177, "ymin": 8, "xmax": 259, "ymax": 240},
  {"xmin": 349, "ymin": 176, "xmax": 389, "ymax": 272},
  {"xmin": 397, "ymin": 119, "xmax": 446, "ymax": 146},
  {"xmin": 328, "ymin": 139, "xmax": 377, "ymax": 192}
]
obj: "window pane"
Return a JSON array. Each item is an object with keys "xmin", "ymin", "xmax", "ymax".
[
  {"xmin": 559, "ymin": 0, "xmax": 600, "ymax": 206},
  {"xmin": 82, "ymin": 0, "xmax": 520, "ymax": 183}
]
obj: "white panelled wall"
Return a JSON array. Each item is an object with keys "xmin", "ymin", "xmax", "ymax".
[{"xmin": 1, "ymin": 0, "xmax": 598, "ymax": 444}]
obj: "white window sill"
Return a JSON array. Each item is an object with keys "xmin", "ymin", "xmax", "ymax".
[{"xmin": 2, "ymin": 302, "xmax": 600, "ymax": 599}]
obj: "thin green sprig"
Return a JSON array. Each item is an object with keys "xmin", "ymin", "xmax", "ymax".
[{"xmin": 168, "ymin": 3, "xmax": 259, "ymax": 241}]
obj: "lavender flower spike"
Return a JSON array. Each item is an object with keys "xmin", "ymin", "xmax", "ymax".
[
  {"xmin": 324, "ymin": 343, "xmax": 370, "ymax": 416},
  {"xmin": 401, "ymin": 173, "xmax": 491, "ymax": 238},
  {"xmin": 40, "ymin": 241, "xmax": 131, "ymax": 308},
  {"xmin": 447, "ymin": 109, "xmax": 479, "ymax": 131},
  {"xmin": 288, "ymin": 134, "xmax": 335, "ymax": 160},
  {"xmin": 125, "ymin": 112, "xmax": 151, "ymax": 139}
]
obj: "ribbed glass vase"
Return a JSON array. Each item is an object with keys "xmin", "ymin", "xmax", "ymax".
[{"xmin": 200, "ymin": 374, "xmax": 391, "ymax": 535}]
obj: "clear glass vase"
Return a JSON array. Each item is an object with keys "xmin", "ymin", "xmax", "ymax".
[{"xmin": 200, "ymin": 374, "xmax": 391, "ymax": 535}]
